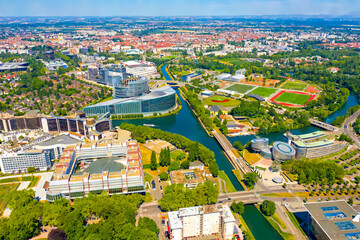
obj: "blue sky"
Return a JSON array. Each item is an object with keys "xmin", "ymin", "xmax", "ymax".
[{"xmin": 0, "ymin": 0, "xmax": 359, "ymax": 16}]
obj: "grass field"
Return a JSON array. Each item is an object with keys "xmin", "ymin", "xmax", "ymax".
[
  {"xmin": 220, "ymin": 58, "xmax": 247, "ymax": 65},
  {"xmin": 202, "ymin": 95, "xmax": 241, "ymax": 107},
  {"xmin": 226, "ymin": 84, "xmax": 255, "ymax": 94},
  {"xmin": 281, "ymin": 81, "xmax": 308, "ymax": 91},
  {"xmin": 275, "ymin": 92, "xmax": 311, "ymax": 105},
  {"xmin": 248, "ymin": 87, "xmax": 278, "ymax": 97},
  {"xmin": 218, "ymin": 171, "xmax": 236, "ymax": 193},
  {"xmin": 243, "ymin": 149, "xmax": 262, "ymax": 165},
  {"xmin": 0, "ymin": 184, "xmax": 14, "ymax": 200}
]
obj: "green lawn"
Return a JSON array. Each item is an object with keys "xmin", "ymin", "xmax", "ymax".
[
  {"xmin": 248, "ymin": 87, "xmax": 278, "ymax": 97},
  {"xmin": 281, "ymin": 81, "xmax": 308, "ymax": 91},
  {"xmin": 202, "ymin": 95, "xmax": 241, "ymax": 107},
  {"xmin": 218, "ymin": 171, "xmax": 236, "ymax": 193},
  {"xmin": 275, "ymin": 92, "xmax": 311, "ymax": 105},
  {"xmin": 0, "ymin": 184, "xmax": 15, "ymax": 200},
  {"xmin": 221, "ymin": 58, "xmax": 247, "ymax": 65},
  {"xmin": 226, "ymin": 84, "xmax": 255, "ymax": 94}
]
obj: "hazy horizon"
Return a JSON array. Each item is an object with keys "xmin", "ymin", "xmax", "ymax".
[{"xmin": 0, "ymin": 0, "xmax": 359, "ymax": 18}]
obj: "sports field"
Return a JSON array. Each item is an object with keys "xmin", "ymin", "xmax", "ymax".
[
  {"xmin": 248, "ymin": 87, "xmax": 277, "ymax": 97},
  {"xmin": 226, "ymin": 84, "xmax": 255, "ymax": 94},
  {"xmin": 203, "ymin": 95, "xmax": 241, "ymax": 107},
  {"xmin": 281, "ymin": 81, "xmax": 308, "ymax": 91},
  {"xmin": 275, "ymin": 92, "xmax": 311, "ymax": 105}
]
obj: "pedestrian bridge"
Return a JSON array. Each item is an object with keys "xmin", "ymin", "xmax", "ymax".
[{"xmin": 309, "ymin": 118, "xmax": 342, "ymax": 132}]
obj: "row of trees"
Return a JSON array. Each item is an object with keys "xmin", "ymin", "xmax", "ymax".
[
  {"xmin": 282, "ymin": 159, "xmax": 345, "ymax": 185},
  {"xmin": 183, "ymin": 89, "xmax": 214, "ymax": 132},
  {"xmin": 0, "ymin": 190, "xmax": 158, "ymax": 240},
  {"xmin": 120, "ymin": 123, "xmax": 219, "ymax": 176},
  {"xmin": 159, "ymin": 181, "xmax": 219, "ymax": 211}
]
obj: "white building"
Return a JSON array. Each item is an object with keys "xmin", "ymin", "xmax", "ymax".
[
  {"xmin": 0, "ymin": 149, "xmax": 53, "ymax": 173},
  {"xmin": 168, "ymin": 205, "xmax": 235, "ymax": 240}
]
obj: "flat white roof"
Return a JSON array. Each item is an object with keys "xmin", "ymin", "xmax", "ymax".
[
  {"xmin": 179, "ymin": 206, "xmax": 200, "ymax": 217},
  {"xmin": 168, "ymin": 211, "xmax": 182, "ymax": 230}
]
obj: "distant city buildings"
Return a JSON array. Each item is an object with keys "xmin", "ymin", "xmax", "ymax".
[
  {"xmin": 0, "ymin": 62, "xmax": 29, "ymax": 73},
  {"xmin": 168, "ymin": 204, "xmax": 236, "ymax": 240}
]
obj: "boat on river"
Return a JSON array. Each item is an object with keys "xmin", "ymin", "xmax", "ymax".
[{"xmin": 143, "ymin": 124, "xmax": 155, "ymax": 127}]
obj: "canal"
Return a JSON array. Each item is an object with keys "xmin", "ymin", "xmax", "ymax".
[{"xmin": 242, "ymin": 204, "xmax": 283, "ymax": 240}]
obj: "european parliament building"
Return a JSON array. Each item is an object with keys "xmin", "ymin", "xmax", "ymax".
[{"xmin": 83, "ymin": 76, "xmax": 177, "ymax": 116}]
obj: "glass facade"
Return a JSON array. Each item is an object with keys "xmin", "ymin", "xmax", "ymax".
[
  {"xmin": 26, "ymin": 118, "xmax": 41, "ymax": 129},
  {"xmin": 84, "ymin": 90, "xmax": 176, "ymax": 116},
  {"xmin": 47, "ymin": 119, "xmax": 58, "ymax": 132},
  {"xmin": 59, "ymin": 119, "xmax": 68, "ymax": 132},
  {"xmin": 69, "ymin": 119, "xmax": 78, "ymax": 132},
  {"xmin": 113, "ymin": 78, "xmax": 149, "ymax": 99},
  {"xmin": 95, "ymin": 121, "xmax": 110, "ymax": 132}
]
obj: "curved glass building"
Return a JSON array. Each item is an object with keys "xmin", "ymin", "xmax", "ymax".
[
  {"xmin": 113, "ymin": 77, "xmax": 149, "ymax": 99},
  {"xmin": 83, "ymin": 80, "xmax": 177, "ymax": 116}
]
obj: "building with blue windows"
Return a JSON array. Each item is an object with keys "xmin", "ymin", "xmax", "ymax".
[{"xmin": 83, "ymin": 76, "xmax": 177, "ymax": 116}]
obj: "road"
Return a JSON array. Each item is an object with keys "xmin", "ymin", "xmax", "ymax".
[{"xmin": 342, "ymin": 109, "xmax": 360, "ymax": 149}]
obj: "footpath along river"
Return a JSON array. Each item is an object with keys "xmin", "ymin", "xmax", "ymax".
[{"xmin": 112, "ymin": 64, "xmax": 359, "ymax": 240}]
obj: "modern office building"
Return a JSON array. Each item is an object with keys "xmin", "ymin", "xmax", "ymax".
[
  {"xmin": 113, "ymin": 77, "xmax": 149, "ymax": 99},
  {"xmin": 0, "ymin": 111, "xmax": 111, "ymax": 141},
  {"xmin": 43, "ymin": 60, "xmax": 68, "ymax": 71},
  {"xmin": 272, "ymin": 141, "xmax": 296, "ymax": 161},
  {"xmin": 0, "ymin": 149, "xmax": 53, "ymax": 173},
  {"xmin": 285, "ymin": 131, "xmax": 348, "ymax": 159},
  {"xmin": 303, "ymin": 201, "xmax": 360, "ymax": 240},
  {"xmin": 251, "ymin": 138, "xmax": 269, "ymax": 152},
  {"xmin": 168, "ymin": 205, "xmax": 235, "ymax": 240},
  {"xmin": 46, "ymin": 140, "xmax": 145, "ymax": 201},
  {"xmin": 83, "ymin": 85, "xmax": 177, "ymax": 116},
  {"xmin": 0, "ymin": 61, "xmax": 29, "ymax": 72},
  {"xmin": 41, "ymin": 112, "xmax": 111, "ymax": 141}
]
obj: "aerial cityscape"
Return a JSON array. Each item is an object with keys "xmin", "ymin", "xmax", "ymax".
[{"xmin": 1, "ymin": 1, "xmax": 360, "ymax": 240}]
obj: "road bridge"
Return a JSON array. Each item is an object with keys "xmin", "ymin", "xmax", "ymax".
[
  {"xmin": 213, "ymin": 130, "xmax": 251, "ymax": 174},
  {"xmin": 309, "ymin": 118, "xmax": 342, "ymax": 133}
]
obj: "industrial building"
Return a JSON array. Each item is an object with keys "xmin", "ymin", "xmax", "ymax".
[
  {"xmin": 304, "ymin": 201, "xmax": 360, "ymax": 240},
  {"xmin": 168, "ymin": 205, "xmax": 236, "ymax": 240},
  {"xmin": 285, "ymin": 131, "xmax": 348, "ymax": 159},
  {"xmin": 0, "ymin": 149, "xmax": 53, "ymax": 173},
  {"xmin": 45, "ymin": 140, "xmax": 145, "ymax": 201}
]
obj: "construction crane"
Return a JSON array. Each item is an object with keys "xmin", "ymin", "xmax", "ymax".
[{"xmin": 79, "ymin": 62, "xmax": 85, "ymax": 80}]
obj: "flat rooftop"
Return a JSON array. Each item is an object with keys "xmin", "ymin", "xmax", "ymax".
[
  {"xmin": 73, "ymin": 156, "xmax": 126, "ymax": 175},
  {"xmin": 295, "ymin": 131, "xmax": 325, "ymax": 140},
  {"xmin": 304, "ymin": 201, "xmax": 360, "ymax": 240},
  {"xmin": 37, "ymin": 135, "xmax": 82, "ymax": 147}
]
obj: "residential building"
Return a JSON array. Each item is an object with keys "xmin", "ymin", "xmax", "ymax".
[
  {"xmin": 169, "ymin": 169, "xmax": 215, "ymax": 189},
  {"xmin": 168, "ymin": 205, "xmax": 236, "ymax": 240}
]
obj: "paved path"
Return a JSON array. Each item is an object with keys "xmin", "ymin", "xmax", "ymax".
[
  {"xmin": 275, "ymin": 202, "xmax": 307, "ymax": 240},
  {"xmin": 17, "ymin": 181, "xmax": 30, "ymax": 190}
]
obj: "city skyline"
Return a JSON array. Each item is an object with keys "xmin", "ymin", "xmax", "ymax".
[{"xmin": 0, "ymin": 0, "xmax": 360, "ymax": 17}]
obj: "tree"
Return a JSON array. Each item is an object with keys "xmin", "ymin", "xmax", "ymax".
[
  {"xmin": 260, "ymin": 200, "xmax": 276, "ymax": 216},
  {"xmin": 349, "ymin": 196, "xmax": 354, "ymax": 205},
  {"xmin": 231, "ymin": 201, "xmax": 244, "ymax": 215},
  {"xmin": 48, "ymin": 229, "xmax": 67, "ymax": 240},
  {"xmin": 150, "ymin": 151, "xmax": 157, "ymax": 170},
  {"xmin": 244, "ymin": 172, "xmax": 258, "ymax": 187},
  {"xmin": 233, "ymin": 141, "xmax": 244, "ymax": 151},
  {"xmin": 180, "ymin": 160, "xmax": 190, "ymax": 169},
  {"xmin": 138, "ymin": 217, "xmax": 159, "ymax": 235},
  {"xmin": 159, "ymin": 172, "xmax": 169, "ymax": 181},
  {"xmin": 27, "ymin": 166, "xmax": 36, "ymax": 174},
  {"xmin": 209, "ymin": 162, "xmax": 219, "ymax": 177}
]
